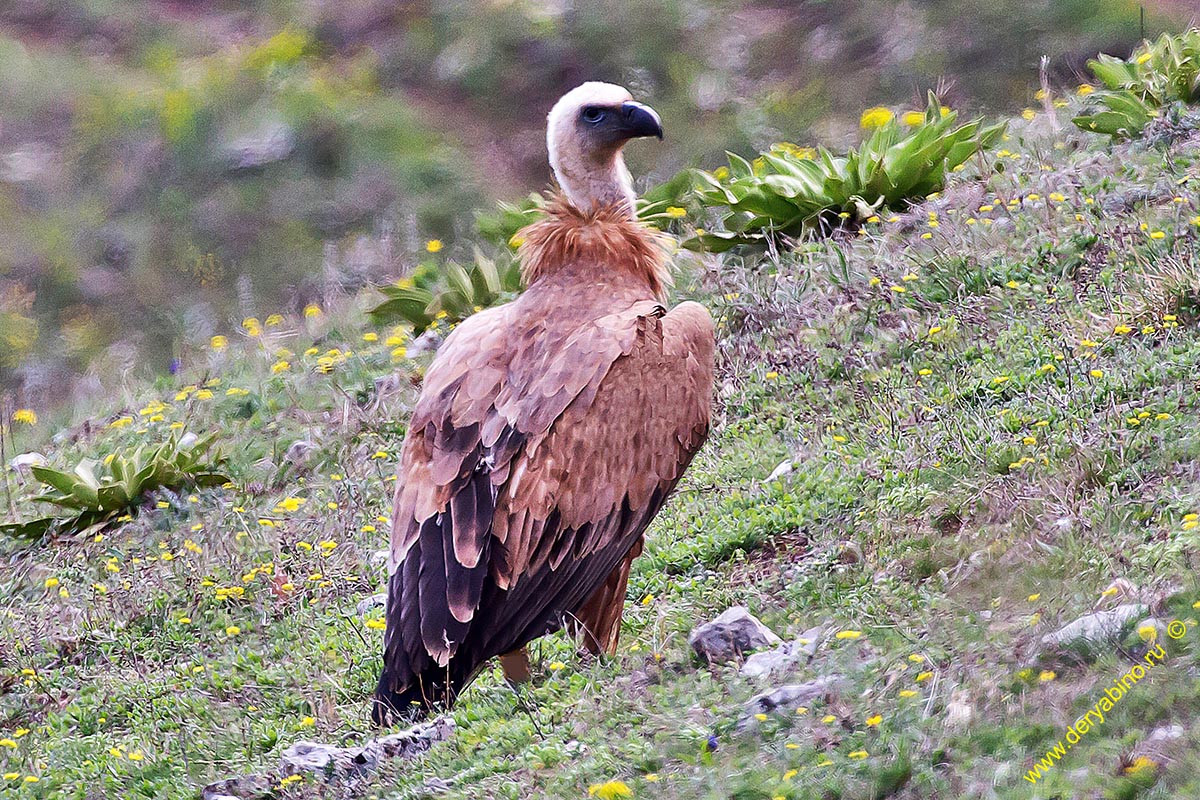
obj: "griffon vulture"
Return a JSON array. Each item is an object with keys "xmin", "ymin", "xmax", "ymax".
[{"xmin": 373, "ymin": 82, "xmax": 715, "ymax": 722}]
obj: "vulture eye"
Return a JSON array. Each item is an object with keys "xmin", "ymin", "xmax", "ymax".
[{"xmin": 580, "ymin": 107, "xmax": 606, "ymax": 125}]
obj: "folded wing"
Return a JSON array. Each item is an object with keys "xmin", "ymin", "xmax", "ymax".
[{"xmin": 375, "ymin": 296, "xmax": 713, "ymax": 720}]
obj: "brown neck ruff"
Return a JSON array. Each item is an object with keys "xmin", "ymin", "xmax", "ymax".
[{"xmin": 516, "ymin": 195, "xmax": 672, "ymax": 301}]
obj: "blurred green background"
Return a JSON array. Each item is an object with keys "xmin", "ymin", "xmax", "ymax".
[{"xmin": 0, "ymin": 0, "xmax": 1188, "ymax": 406}]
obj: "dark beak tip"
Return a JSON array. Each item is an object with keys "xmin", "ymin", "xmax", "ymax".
[{"xmin": 621, "ymin": 101, "xmax": 663, "ymax": 141}]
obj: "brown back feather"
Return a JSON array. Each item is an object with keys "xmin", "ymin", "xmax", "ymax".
[{"xmin": 517, "ymin": 195, "xmax": 673, "ymax": 300}]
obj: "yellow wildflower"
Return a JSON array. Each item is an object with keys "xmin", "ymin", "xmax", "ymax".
[
  {"xmin": 860, "ymin": 107, "xmax": 894, "ymax": 128},
  {"xmin": 588, "ymin": 780, "xmax": 632, "ymax": 799}
]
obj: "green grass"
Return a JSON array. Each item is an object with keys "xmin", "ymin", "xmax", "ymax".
[{"xmin": 4, "ymin": 87, "xmax": 1200, "ymax": 799}]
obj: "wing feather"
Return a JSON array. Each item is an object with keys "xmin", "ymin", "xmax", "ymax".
[{"xmin": 377, "ymin": 284, "xmax": 714, "ymax": 717}]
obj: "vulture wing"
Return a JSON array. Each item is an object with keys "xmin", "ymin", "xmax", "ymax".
[{"xmin": 374, "ymin": 284, "xmax": 713, "ymax": 721}]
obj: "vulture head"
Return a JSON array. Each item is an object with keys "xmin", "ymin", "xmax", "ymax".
[{"xmin": 546, "ymin": 82, "xmax": 663, "ymax": 214}]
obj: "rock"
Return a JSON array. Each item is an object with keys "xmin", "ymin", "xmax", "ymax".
[
  {"xmin": 280, "ymin": 740, "xmax": 376, "ymax": 777},
  {"xmin": 223, "ymin": 121, "xmax": 295, "ymax": 171},
  {"xmin": 374, "ymin": 715, "xmax": 456, "ymax": 758},
  {"xmin": 834, "ymin": 541, "xmax": 863, "ymax": 565},
  {"xmin": 77, "ymin": 266, "xmax": 127, "ymax": 301},
  {"xmin": 1039, "ymin": 604, "xmax": 1146, "ymax": 662},
  {"xmin": 206, "ymin": 717, "xmax": 454, "ymax": 793},
  {"xmin": 200, "ymin": 774, "xmax": 274, "ymax": 800},
  {"xmin": 178, "ymin": 432, "xmax": 199, "ymax": 449},
  {"xmin": 8, "ymin": 452, "xmax": 45, "ymax": 475},
  {"xmin": 944, "ymin": 689, "xmax": 973, "ymax": 728},
  {"xmin": 765, "ymin": 460, "xmax": 793, "ymax": 482},
  {"xmin": 285, "ymin": 440, "xmax": 318, "ymax": 466},
  {"xmin": 407, "ymin": 329, "xmax": 443, "ymax": 358},
  {"xmin": 356, "ymin": 592, "xmax": 387, "ymax": 616},
  {"xmin": 1, "ymin": 143, "xmax": 52, "ymax": 183},
  {"xmin": 689, "ymin": 606, "xmax": 782, "ymax": 664},
  {"xmin": 739, "ymin": 675, "xmax": 846, "ymax": 729},
  {"xmin": 741, "ymin": 646, "xmax": 796, "ymax": 680},
  {"xmin": 370, "ymin": 549, "xmax": 391, "ymax": 570},
  {"xmin": 740, "ymin": 625, "xmax": 824, "ymax": 679},
  {"xmin": 1128, "ymin": 723, "xmax": 1185, "ymax": 770}
]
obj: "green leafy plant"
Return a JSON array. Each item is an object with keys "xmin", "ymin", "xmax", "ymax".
[
  {"xmin": 475, "ymin": 193, "xmax": 547, "ymax": 249},
  {"xmin": 474, "ymin": 169, "xmax": 698, "ymax": 251},
  {"xmin": 1074, "ymin": 29, "xmax": 1200, "ymax": 139},
  {"xmin": 1, "ymin": 434, "xmax": 231, "ymax": 541},
  {"xmin": 687, "ymin": 93, "xmax": 1005, "ymax": 251},
  {"xmin": 368, "ymin": 249, "xmax": 522, "ymax": 333}
]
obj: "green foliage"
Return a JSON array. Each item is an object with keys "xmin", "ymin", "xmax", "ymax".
[
  {"xmin": 367, "ymin": 250, "xmax": 522, "ymax": 333},
  {"xmin": 688, "ymin": 94, "xmax": 1005, "ymax": 250},
  {"xmin": 1, "ymin": 435, "xmax": 230, "ymax": 541},
  {"xmin": 474, "ymin": 170, "xmax": 698, "ymax": 251},
  {"xmin": 475, "ymin": 193, "xmax": 546, "ymax": 249},
  {"xmin": 1074, "ymin": 29, "xmax": 1200, "ymax": 139}
]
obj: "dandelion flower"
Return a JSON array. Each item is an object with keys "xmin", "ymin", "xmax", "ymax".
[
  {"xmin": 11, "ymin": 409, "xmax": 36, "ymax": 425},
  {"xmin": 860, "ymin": 107, "xmax": 894, "ymax": 128},
  {"xmin": 588, "ymin": 780, "xmax": 632, "ymax": 799},
  {"xmin": 1125, "ymin": 756, "xmax": 1157, "ymax": 774},
  {"xmin": 835, "ymin": 630, "xmax": 862, "ymax": 640},
  {"xmin": 1039, "ymin": 670, "xmax": 1056, "ymax": 682}
]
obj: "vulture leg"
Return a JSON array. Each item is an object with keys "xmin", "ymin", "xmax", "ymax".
[
  {"xmin": 570, "ymin": 536, "xmax": 644, "ymax": 655},
  {"xmin": 498, "ymin": 647, "xmax": 531, "ymax": 684}
]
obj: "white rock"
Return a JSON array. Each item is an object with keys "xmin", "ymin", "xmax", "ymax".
[
  {"xmin": 740, "ymin": 675, "xmax": 846, "ymax": 729},
  {"xmin": 356, "ymin": 592, "xmax": 387, "ymax": 616},
  {"xmin": 766, "ymin": 460, "xmax": 793, "ymax": 482},
  {"xmin": 740, "ymin": 626, "xmax": 823, "ymax": 679},
  {"xmin": 1040, "ymin": 604, "xmax": 1146, "ymax": 654},
  {"xmin": 8, "ymin": 452, "xmax": 45, "ymax": 473}
]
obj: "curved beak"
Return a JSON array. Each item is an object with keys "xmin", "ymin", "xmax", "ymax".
[{"xmin": 619, "ymin": 101, "xmax": 664, "ymax": 140}]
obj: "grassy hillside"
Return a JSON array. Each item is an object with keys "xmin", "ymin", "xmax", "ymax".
[
  {"xmin": 4, "ymin": 83, "xmax": 1200, "ymax": 800},
  {"xmin": 0, "ymin": 0, "xmax": 1184, "ymax": 399}
]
